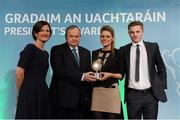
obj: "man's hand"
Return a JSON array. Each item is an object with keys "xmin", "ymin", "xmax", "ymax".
[{"xmin": 83, "ymin": 72, "xmax": 97, "ymax": 82}]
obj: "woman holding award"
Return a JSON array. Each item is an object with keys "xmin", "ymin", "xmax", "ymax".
[{"xmin": 91, "ymin": 25, "xmax": 123, "ymax": 119}]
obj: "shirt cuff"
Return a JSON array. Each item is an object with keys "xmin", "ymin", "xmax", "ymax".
[{"xmin": 81, "ymin": 73, "xmax": 84, "ymax": 81}]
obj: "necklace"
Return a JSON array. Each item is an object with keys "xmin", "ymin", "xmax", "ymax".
[{"xmin": 97, "ymin": 50, "xmax": 110, "ymax": 66}]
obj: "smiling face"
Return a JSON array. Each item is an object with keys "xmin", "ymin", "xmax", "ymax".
[
  {"xmin": 100, "ymin": 30, "xmax": 114, "ymax": 50},
  {"xmin": 32, "ymin": 21, "xmax": 52, "ymax": 42},
  {"xmin": 35, "ymin": 25, "xmax": 51, "ymax": 43}
]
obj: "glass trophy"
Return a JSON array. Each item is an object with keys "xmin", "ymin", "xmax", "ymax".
[{"xmin": 92, "ymin": 60, "xmax": 102, "ymax": 80}]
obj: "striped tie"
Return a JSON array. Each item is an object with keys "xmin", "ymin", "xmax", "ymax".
[{"xmin": 72, "ymin": 48, "xmax": 80, "ymax": 65}]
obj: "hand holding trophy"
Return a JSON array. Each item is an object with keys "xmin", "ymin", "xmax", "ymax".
[{"xmin": 92, "ymin": 60, "xmax": 102, "ymax": 80}]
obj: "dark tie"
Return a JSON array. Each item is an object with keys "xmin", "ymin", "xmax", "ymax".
[
  {"xmin": 135, "ymin": 44, "xmax": 140, "ymax": 82},
  {"xmin": 72, "ymin": 48, "xmax": 80, "ymax": 65}
]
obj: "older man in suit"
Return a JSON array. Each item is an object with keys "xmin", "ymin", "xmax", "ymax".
[
  {"xmin": 118, "ymin": 21, "xmax": 167, "ymax": 119},
  {"xmin": 49, "ymin": 25, "xmax": 96, "ymax": 118}
]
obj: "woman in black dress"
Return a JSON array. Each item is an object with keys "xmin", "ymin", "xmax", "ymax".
[
  {"xmin": 91, "ymin": 25, "xmax": 123, "ymax": 119},
  {"xmin": 15, "ymin": 21, "xmax": 52, "ymax": 119}
]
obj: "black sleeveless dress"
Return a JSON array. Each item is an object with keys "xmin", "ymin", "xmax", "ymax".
[{"xmin": 15, "ymin": 44, "xmax": 49, "ymax": 119}]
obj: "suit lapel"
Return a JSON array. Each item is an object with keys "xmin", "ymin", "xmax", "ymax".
[
  {"xmin": 79, "ymin": 47, "xmax": 83, "ymax": 67},
  {"xmin": 125, "ymin": 44, "xmax": 131, "ymax": 73},
  {"xmin": 144, "ymin": 42, "xmax": 152, "ymax": 73},
  {"xmin": 79, "ymin": 47, "xmax": 88, "ymax": 70}
]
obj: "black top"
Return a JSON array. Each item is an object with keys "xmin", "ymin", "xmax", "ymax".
[
  {"xmin": 15, "ymin": 44, "xmax": 49, "ymax": 119},
  {"xmin": 92, "ymin": 48, "xmax": 120, "ymax": 88}
]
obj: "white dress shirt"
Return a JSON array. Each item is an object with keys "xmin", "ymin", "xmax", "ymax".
[{"xmin": 128, "ymin": 40, "xmax": 151, "ymax": 90}]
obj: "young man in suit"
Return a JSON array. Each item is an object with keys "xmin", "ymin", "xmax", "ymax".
[
  {"xmin": 118, "ymin": 21, "xmax": 167, "ymax": 119},
  {"xmin": 49, "ymin": 25, "xmax": 96, "ymax": 118}
]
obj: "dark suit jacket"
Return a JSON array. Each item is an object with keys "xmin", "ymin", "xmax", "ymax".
[
  {"xmin": 49, "ymin": 42, "xmax": 92, "ymax": 108},
  {"xmin": 119, "ymin": 41, "xmax": 167, "ymax": 102}
]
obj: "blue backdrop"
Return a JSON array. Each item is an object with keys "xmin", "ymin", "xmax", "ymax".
[{"xmin": 0, "ymin": 0, "xmax": 180, "ymax": 119}]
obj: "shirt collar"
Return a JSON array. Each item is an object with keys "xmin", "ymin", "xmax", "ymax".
[
  {"xmin": 69, "ymin": 46, "xmax": 79, "ymax": 53},
  {"xmin": 132, "ymin": 40, "xmax": 144, "ymax": 47},
  {"xmin": 69, "ymin": 46, "xmax": 78, "ymax": 50}
]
